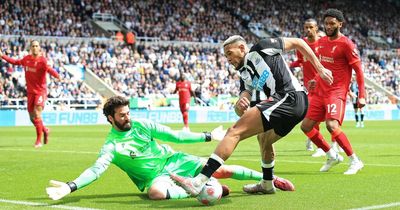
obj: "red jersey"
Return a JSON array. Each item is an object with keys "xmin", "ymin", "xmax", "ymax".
[
  {"xmin": 1, "ymin": 55, "xmax": 60, "ymax": 95},
  {"xmin": 175, "ymin": 80, "xmax": 192, "ymax": 102},
  {"xmin": 314, "ymin": 35, "xmax": 363, "ymax": 100},
  {"xmin": 291, "ymin": 38, "xmax": 319, "ymax": 88}
]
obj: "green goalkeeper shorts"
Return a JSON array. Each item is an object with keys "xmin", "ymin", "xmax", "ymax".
[{"xmin": 147, "ymin": 152, "xmax": 204, "ymax": 188}]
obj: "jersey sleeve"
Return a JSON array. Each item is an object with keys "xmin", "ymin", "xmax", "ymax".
[
  {"xmin": 250, "ymin": 37, "xmax": 284, "ymax": 55},
  {"xmin": 1, "ymin": 55, "xmax": 23, "ymax": 65},
  {"xmin": 344, "ymin": 41, "xmax": 360, "ymax": 65},
  {"xmin": 72, "ymin": 142, "xmax": 115, "ymax": 189},
  {"xmin": 139, "ymin": 119, "xmax": 207, "ymax": 143},
  {"xmin": 40, "ymin": 58, "xmax": 60, "ymax": 79},
  {"xmin": 45, "ymin": 65, "xmax": 60, "ymax": 79}
]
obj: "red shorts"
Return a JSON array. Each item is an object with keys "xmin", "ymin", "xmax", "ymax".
[
  {"xmin": 307, "ymin": 92, "xmax": 315, "ymax": 103},
  {"xmin": 179, "ymin": 101, "xmax": 190, "ymax": 113},
  {"xmin": 305, "ymin": 95, "xmax": 346, "ymax": 125},
  {"xmin": 27, "ymin": 93, "xmax": 47, "ymax": 113}
]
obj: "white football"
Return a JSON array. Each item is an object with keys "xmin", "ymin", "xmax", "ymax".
[{"xmin": 196, "ymin": 177, "xmax": 222, "ymax": 205}]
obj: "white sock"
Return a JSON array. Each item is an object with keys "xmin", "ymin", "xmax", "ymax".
[
  {"xmin": 262, "ymin": 179, "xmax": 274, "ymax": 190},
  {"xmin": 261, "ymin": 160, "xmax": 275, "ymax": 168},
  {"xmin": 349, "ymin": 154, "xmax": 358, "ymax": 161},
  {"xmin": 326, "ymin": 148, "xmax": 337, "ymax": 159}
]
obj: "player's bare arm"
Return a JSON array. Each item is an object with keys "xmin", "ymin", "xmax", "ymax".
[
  {"xmin": 351, "ymin": 61, "xmax": 366, "ymax": 108},
  {"xmin": 234, "ymin": 91, "xmax": 251, "ymax": 117},
  {"xmin": 282, "ymin": 38, "xmax": 333, "ymax": 85}
]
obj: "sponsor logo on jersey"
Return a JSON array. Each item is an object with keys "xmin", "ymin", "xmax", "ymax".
[
  {"xmin": 26, "ymin": 67, "xmax": 37, "ymax": 72},
  {"xmin": 251, "ymin": 77, "xmax": 259, "ymax": 89},
  {"xmin": 320, "ymin": 55, "xmax": 334, "ymax": 63},
  {"xmin": 258, "ymin": 70, "xmax": 270, "ymax": 89},
  {"xmin": 251, "ymin": 69, "xmax": 270, "ymax": 91}
]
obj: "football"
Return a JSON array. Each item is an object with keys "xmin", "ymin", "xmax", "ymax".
[{"xmin": 196, "ymin": 177, "xmax": 223, "ymax": 205}]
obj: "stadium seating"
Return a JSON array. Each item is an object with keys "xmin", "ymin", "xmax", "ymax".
[{"xmin": 0, "ymin": 0, "xmax": 399, "ymax": 109}]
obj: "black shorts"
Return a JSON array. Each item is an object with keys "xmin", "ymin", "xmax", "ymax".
[{"xmin": 256, "ymin": 91, "xmax": 308, "ymax": 137}]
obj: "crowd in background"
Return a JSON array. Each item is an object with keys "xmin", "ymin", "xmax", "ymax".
[
  {"xmin": 0, "ymin": 38, "xmax": 101, "ymax": 107},
  {"xmin": 0, "ymin": 0, "xmax": 398, "ymax": 47},
  {"xmin": 0, "ymin": 0, "xmax": 399, "ymax": 109}
]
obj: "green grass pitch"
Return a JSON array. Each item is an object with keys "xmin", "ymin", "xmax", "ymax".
[{"xmin": 0, "ymin": 120, "xmax": 399, "ymax": 210}]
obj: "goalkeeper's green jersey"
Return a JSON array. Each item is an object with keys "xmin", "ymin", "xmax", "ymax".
[{"xmin": 73, "ymin": 119, "xmax": 207, "ymax": 192}]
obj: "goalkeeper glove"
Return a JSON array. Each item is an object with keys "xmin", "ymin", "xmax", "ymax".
[
  {"xmin": 46, "ymin": 180, "xmax": 77, "ymax": 200},
  {"xmin": 210, "ymin": 125, "xmax": 227, "ymax": 141}
]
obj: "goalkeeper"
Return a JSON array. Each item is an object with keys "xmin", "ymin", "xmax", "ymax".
[{"xmin": 46, "ymin": 96, "xmax": 294, "ymax": 200}]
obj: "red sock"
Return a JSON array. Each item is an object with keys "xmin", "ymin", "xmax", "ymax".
[
  {"xmin": 33, "ymin": 118, "xmax": 43, "ymax": 144},
  {"xmin": 331, "ymin": 128, "xmax": 353, "ymax": 156},
  {"xmin": 305, "ymin": 128, "xmax": 330, "ymax": 152},
  {"xmin": 182, "ymin": 111, "xmax": 189, "ymax": 127}
]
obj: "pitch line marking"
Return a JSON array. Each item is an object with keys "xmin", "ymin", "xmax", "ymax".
[
  {"xmin": 0, "ymin": 148, "xmax": 399, "ymax": 167},
  {"xmin": 348, "ymin": 202, "xmax": 400, "ymax": 210},
  {"xmin": 0, "ymin": 148, "xmax": 97, "ymax": 154},
  {"xmin": 0, "ymin": 198, "xmax": 101, "ymax": 210},
  {"xmin": 228, "ymin": 157, "xmax": 400, "ymax": 168}
]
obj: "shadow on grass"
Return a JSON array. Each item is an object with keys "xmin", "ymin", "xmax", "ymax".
[
  {"xmin": 28, "ymin": 193, "xmax": 143, "ymax": 205},
  {"xmin": 29, "ymin": 192, "xmax": 234, "ymax": 208}
]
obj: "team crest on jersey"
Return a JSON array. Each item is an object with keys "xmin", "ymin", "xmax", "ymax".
[
  {"xmin": 255, "ymin": 57, "xmax": 261, "ymax": 65},
  {"xmin": 315, "ymin": 46, "xmax": 324, "ymax": 53},
  {"xmin": 331, "ymin": 46, "xmax": 337, "ymax": 53},
  {"xmin": 130, "ymin": 151, "xmax": 137, "ymax": 159},
  {"xmin": 240, "ymin": 70, "xmax": 252, "ymax": 84}
]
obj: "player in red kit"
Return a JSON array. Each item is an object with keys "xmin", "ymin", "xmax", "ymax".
[
  {"xmin": 290, "ymin": 18, "xmax": 321, "ymax": 153},
  {"xmin": 174, "ymin": 73, "xmax": 195, "ymax": 131},
  {"xmin": 300, "ymin": 9, "xmax": 366, "ymax": 175},
  {"xmin": 291, "ymin": 19, "xmax": 341, "ymax": 156},
  {"xmin": 0, "ymin": 40, "xmax": 60, "ymax": 148}
]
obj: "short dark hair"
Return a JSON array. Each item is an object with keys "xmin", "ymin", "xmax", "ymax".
[
  {"xmin": 323, "ymin": 8, "xmax": 344, "ymax": 22},
  {"xmin": 305, "ymin": 18, "xmax": 317, "ymax": 25},
  {"xmin": 103, "ymin": 96, "xmax": 129, "ymax": 123}
]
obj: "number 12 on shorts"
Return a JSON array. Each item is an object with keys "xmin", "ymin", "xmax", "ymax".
[{"xmin": 327, "ymin": 104, "xmax": 337, "ymax": 114}]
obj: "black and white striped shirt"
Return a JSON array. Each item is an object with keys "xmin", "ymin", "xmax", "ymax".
[{"xmin": 238, "ymin": 37, "xmax": 304, "ymax": 98}]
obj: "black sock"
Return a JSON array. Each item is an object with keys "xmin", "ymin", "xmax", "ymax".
[
  {"xmin": 262, "ymin": 166, "xmax": 274, "ymax": 180},
  {"xmin": 355, "ymin": 114, "xmax": 359, "ymax": 122},
  {"xmin": 201, "ymin": 158, "xmax": 222, "ymax": 178},
  {"xmin": 361, "ymin": 114, "xmax": 364, "ymax": 121}
]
